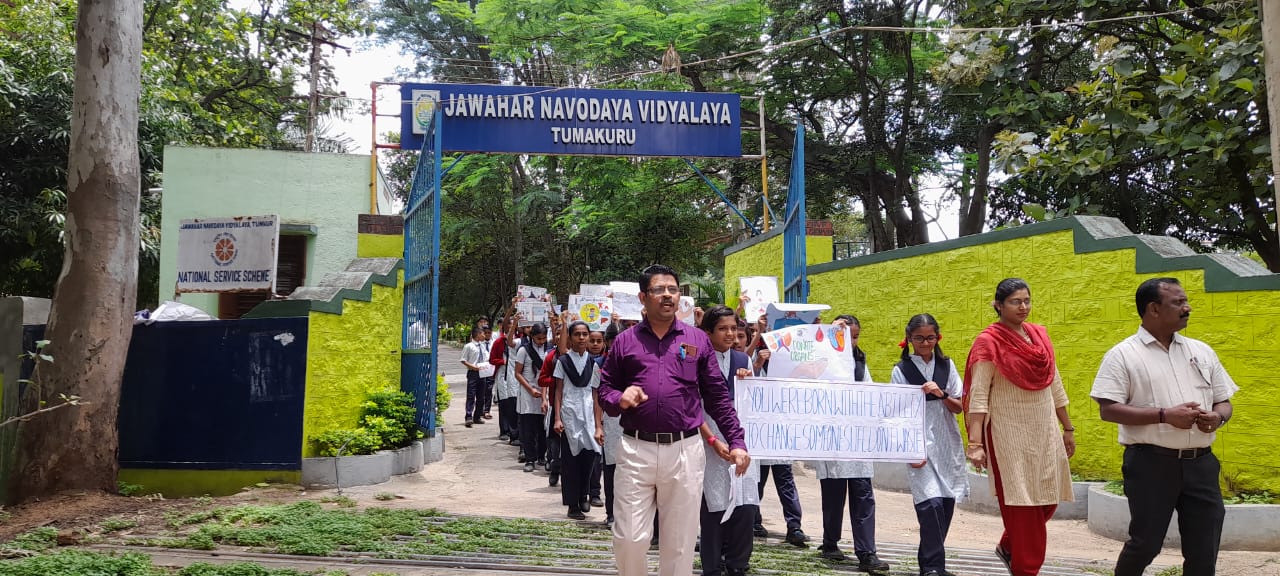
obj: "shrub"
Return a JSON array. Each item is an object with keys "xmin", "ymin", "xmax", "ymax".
[
  {"xmin": 435, "ymin": 373, "xmax": 451, "ymax": 421},
  {"xmin": 360, "ymin": 391, "xmax": 420, "ymax": 449},
  {"xmin": 310, "ymin": 428, "xmax": 381, "ymax": 457}
]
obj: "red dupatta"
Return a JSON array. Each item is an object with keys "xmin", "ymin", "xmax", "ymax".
[{"xmin": 963, "ymin": 321, "xmax": 1056, "ymax": 411}]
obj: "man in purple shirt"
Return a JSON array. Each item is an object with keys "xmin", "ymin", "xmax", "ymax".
[{"xmin": 600, "ymin": 264, "xmax": 751, "ymax": 576}]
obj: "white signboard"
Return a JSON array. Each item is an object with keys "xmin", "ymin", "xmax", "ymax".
[
  {"xmin": 176, "ymin": 215, "xmax": 279, "ymax": 293},
  {"xmin": 516, "ymin": 301, "xmax": 550, "ymax": 326},
  {"xmin": 738, "ymin": 276, "xmax": 779, "ymax": 323},
  {"xmin": 735, "ymin": 377, "xmax": 926, "ymax": 462},
  {"xmin": 567, "ymin": 295, "xmax": 612, "ymax": 331},
  {"xmin": 610, "ymin": 281, "xmax": 643, "ymax": 321},
  {"xmin": 760, "ymin": 324, "xmax": 855, "ymax": 380}
]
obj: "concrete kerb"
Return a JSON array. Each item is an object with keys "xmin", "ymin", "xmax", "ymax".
[
  {"xmin": 1086, "ymin": 485, "xmax": 1280, "ymax": 552},
  {"xmin": 302, "ymin": 441, "xmax": 431, "ymax": 489},
  {"xmin": 871, "ymin": 463, "xmax": 1093, "ymax": 520}
]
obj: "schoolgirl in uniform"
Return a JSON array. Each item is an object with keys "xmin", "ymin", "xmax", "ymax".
[
  {"xmin": 553, "ymin": 321, "xmax": 602, "ymax": 519},
  {"xmin": 889, "ymin": 313, "xmax": 968, "ymax": 576},
  {"xmin": 514, "ymin": 323, "xmax": 551, "ymax": 473},
  {"xmin": 811, "ymin": 315, "xmax": 890, "ymax": 574},
  {"xmin": 586, "ymin": 329, "xmax": 608, "ymax": 509},
  {"xmin": 599, "ymin": 321, "xmax": 623, "ymax": 527}
]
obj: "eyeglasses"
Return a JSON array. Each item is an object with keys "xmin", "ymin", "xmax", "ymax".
[
  {"xmin": 910, "ymin": 335, "xmax": 938, "ymax": 344},
  {"xmin": 646, "ymin": 286, "xmax": 681, "ymax": 296},
  {"xmin": 1005, "ymin": 298, "xmax": 1032, "ymax": 308}
]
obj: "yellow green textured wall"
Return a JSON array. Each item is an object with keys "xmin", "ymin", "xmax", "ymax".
[
  {"xmin": 724, "ymin": 231, "xmax": 832, "ymax": 309},
  {"xmin": 302, "ymin": 271, "xmax": 404, "ymax": 457},
  {"xmin": 118, "ymin": 469, "xmax": 301, "ymax": 497},
  {"xmin": 357, "ymin": 233, "xmax": 402, "ymax": 259},
  {"xmin": 730, "ymin": 218, "xmax": 1279, "ymax": 493}
]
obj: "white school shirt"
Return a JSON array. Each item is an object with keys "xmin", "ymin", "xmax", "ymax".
[
  {"xmin": 809, "ymin": 365, "xmax": 875, "ymax": 479},
  {"xmin": 494, "ymin": 337, "xmax": 521, "ymax": 400},
  {"xmin": 461, "ymin": 341, "xmax": 484, "ymax": 369},
  {"xmin": 1091, "ymin": 326, "xmax": 1238, "ymax": 449},
  {"xmin": 890, "ymin": 355, "xmax": 969, "ymax": 504},
  {"xmin": 552, "ymin": 349, "xmax": 600, "ymax": 456},
  {"xmin": 703, "ymin": 348, "xmax": 760, "ymax": 512},
  {"xmin": 513, "ymin": 343, "xmax": 549, "ymax": 415}
]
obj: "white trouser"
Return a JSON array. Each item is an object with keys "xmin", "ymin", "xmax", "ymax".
[{"xmin": 613, "ymin": 433, "xmax": 706, "ymax": 576}]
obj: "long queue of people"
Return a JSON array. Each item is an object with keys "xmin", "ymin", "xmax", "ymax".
[{"xmin": 457, "ymin": 300, "xmax": 980, "ymax": 576}]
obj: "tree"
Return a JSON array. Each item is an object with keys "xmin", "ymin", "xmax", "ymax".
[{"xmin": 11, "ymin": 0, "xmax": 144, "ymax": 500}]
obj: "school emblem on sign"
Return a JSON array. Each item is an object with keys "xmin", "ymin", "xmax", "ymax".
[
  {"xmin": 580, "ymin": 303, "xmax": 601, "ymax": 324},
  {"xmin": 210, "ymin": 232, "xmax": 238, "ymax": 266},
  {"xmin": 412, "ymin": 89, "xmax": 441, "ymax": 134}
]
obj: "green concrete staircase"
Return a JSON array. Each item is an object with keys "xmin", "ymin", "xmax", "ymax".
[{"xmin": 244, "ymin": 257, "xmax": 403, "ymax": 318}]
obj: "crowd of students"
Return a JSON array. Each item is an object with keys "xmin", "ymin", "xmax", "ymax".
[{"xmin": 458, "ymin": 302, "xmax": 972, "ymax": 576}]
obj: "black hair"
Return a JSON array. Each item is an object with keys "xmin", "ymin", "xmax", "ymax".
[
  {"xmin": 1136, "ymin": 277, "xmax": 1180, "ymax": 317},
  {"xmin": 639, "ymin": 264, "xmax": 680, "ymax": 292},
  {"xmin": 735, "ymin": 318, "xmax": 747, "ymax": 329},
  {"xmin": 835, "ymin": 314, "xmax": 867, "ymax": 365},
  {"xmin": 993, "ymin": 278, "xmax": 1031, "ymax": 315},
  {"xmin": 604, "ymin": 321, "xmax": 619, "ymax": 342},
  {"xmin": 470, "ymin": 324, "xmax": 484, "ymax": 338},
  {"xmin": 526, "ymin": 322, "xmax": 547, "ymax": 338},
  {"xmin": 567, "ymin": 321, "xmax": 591, "ymax": 336},
  {"xmin": 699, "ymin": 304, "xmax": 737, "ymax": 333},
  {"xmin": 901, "ymin": 313, "xmax": 946, "ymax": 363}
]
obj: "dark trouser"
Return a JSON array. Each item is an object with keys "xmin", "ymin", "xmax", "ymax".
[
  {"xmin": 545, "ymin": 405, "xmax": 562, "ymax": 473},
  {"xmin": 464, "ymin": 371, "xmax": 483, "ymax": 423},
  {"xmin": 561, "ymin": 447, "xmax": 598, "ymax": 510},
  {"xmin": 497, "ymin": 397, "xmax": 518, "ymax": 439},
  {"xmin": 1114, "ymin": 445, "xmax": 1224, "ymax": 576},
  {"xmin": 915, "ymin": 497, "xmax": 955, "ymax": 573},
  {"xmin": 519, "ymin": 413, "xmax": 546, "ymax": 462},
  {"xmin": 604, "ymin": 463, "xmax": 616, "ymax": 519},
  {"xmin": 700, "ymin": 500, "xmax": 756, "ymax": 576},
  {"xmin": 819, "ymin": 477, "xmax": 877, "ymax": 554},
  {"xmin": 756, "ymin": 463, "xmax": 803, "ymax": 532},
  {"xmin": 481, "ymin": 376, "xmax": 495, "ymax": 415},
  {"xmin": 589, "ymin": 452, "xmax": 602, "ymax": 498}
]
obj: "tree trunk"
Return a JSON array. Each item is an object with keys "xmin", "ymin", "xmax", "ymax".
[
  {"xmin": 960, "ymin": 122, "xmax": 999, "ymax": 236},
  {"xmin": 12, "ymin": 0, "xmax": 143, "ymax": 502}
]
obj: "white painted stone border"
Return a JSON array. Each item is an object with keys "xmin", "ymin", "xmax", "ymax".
[
  {"xmin": 302, "ymin": 439, "xmax": 435, "ymax": 489},
  {"xmin": 870, "ymin": 463, "xmax": 1093, "ymax": 520},
  {"xmin": 1087, "ymin": 485, "xmax": 1280, "ymax": 552}
]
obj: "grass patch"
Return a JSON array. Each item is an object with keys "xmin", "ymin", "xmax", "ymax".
[
  {"xmin": 317, "ymin": 496, "xmax": 357, "ymax": 508},
  {"xmin": 1103, "ymin": 480, "xmax": 1125, "ymax": 496},
  {"xmin": 102, "ymin": 518, "xmax": 140, "ymax": 532},
  {"xmin": 372, "ymin": 493, "xmax": 401, "ymax": 502},
  {"xmin": 0, "ymin": 549, "xmax": 350, "ymax": 576},
  {"xmin": 1224, "ymin": 490, "xmax": 1277, "ymax": 505},
  {"xmin": 4, "ymin": 527, "xmax": 57, "ymax": 552},
  {"xmin": 1153, "ymin": 566, "xmax": 1183, "ymax": 576}
]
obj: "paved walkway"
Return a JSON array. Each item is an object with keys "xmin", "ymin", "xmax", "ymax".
[{"xmin": 329, "ymin": 344, "xmax": 1280, "ymax": 576}]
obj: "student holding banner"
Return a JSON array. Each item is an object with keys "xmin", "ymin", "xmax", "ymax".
[
  {"xmin": 696, "ymin": 306, "xmax": 758, "ymax": 576},
  {"xmin": 891, "ymin": 314, "xmax": 968, "ymax": 576},
  {"xmin": 964, "ymin": 279, "xmax": 1075, "ymax": 576},
  {"xmin": 809, "ymin": 315, "xmax": 890, "ymax": 574},
  {"xmin": 491, "ymin": 314, "xmax": 521, "ymax": 444}
]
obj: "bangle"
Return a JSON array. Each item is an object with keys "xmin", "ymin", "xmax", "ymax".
[
  {"xmin": 1159, "ymin": 408, "xmax": 1166, "ymax": 424},
  {"xmin": 1063, "ymin": 427, "xmax": 1075, "ymax": 432},
  {"xmin": 706, "ymin": 436, "xmax": 718, "ymax": 447}
]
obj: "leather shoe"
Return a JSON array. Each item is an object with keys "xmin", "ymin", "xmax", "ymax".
[
  {"xmin": 567, "ymin": 508, "xmax": 586, "ymax": 520},
  {"xmin": 523, "ymin": 462, "xmax": 534, "ymax": 473},
  {"xmin": 785, "ymin": 529, "xmax": 809, "ymax": 548},
  {"xmin": 464, "ymin": 421, "xmax": 472, "ymax": 428},
  {"xmin": 921, "ymin": 571, "xmax": 956, "ymax": 576},
  {"xmin": 590, "ymin": 496, "xmax": 604, "ymax": 508},
  {"xmin": 818, "ymin": 546, "xmax": 848, "ymax": 561},
  {"xmin": 548, "ymin": 472, "xmax": 559, "ymax": 487},
  {"xmin": 752, "ymin": 525, "xmax": 768, "ymax": 538},
  {"xmin": 581, "ymin": 497, "xmax": 591, "ymax": 513},
  {"xmin": 857, "ymin": 552, "xmax": 890, "ymax": 575}
]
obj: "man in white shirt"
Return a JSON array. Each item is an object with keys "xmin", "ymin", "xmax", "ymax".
[{"xmin": 1091, "ymin": 277, "xmax": 1237, "ymax": 576}]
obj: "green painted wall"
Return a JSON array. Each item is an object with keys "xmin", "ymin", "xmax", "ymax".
[
  {"xmin": 726, "ymin": 218, "xmax": 1280, "ymax": 493},
  {"xmin": 723, "ymin": 230, "xmax": 832, "ymax": 309},
  {"xmin": 118, "ymin": 468, "xmax": 301, "ymax": 497},
  {"xmin": 159, "ymin": 146, "xmax": 370, "ymax": 316},
  {"xmin": 302, "ymin": 271, "xmax": 404, "ymax": 457},
  {"xmin": 357, "ymin": 233, "xmax": 402, "ymax": 259}
]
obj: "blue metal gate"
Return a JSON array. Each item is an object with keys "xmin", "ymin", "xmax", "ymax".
[
  {"xmin": 401, "ymin": 101, "xmax": 443, "ymax": 434},
  {"xmin": 783, "ymin": 120, "xmax": 808, "ymax": 304}
]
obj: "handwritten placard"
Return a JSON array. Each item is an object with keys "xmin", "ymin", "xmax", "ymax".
[
  {"xmin": 610, "ymin": 281, "xmax": 643, "ymax": 320},
  {"xmin": 765, "ymin": 302, "xmax": 830, "ymax": 331},
  {"xmin": 568, "ymin": 295, "xmax": 612, "ymax": 331},
  {"xmin": 516, "ymin": 301, "xmax": 550, "ymax": 326},
  {"xmin": 760, "ymin": 324, "xmax": 855, "ymax": 381},
  {"xmin": 738, "ymin": 276, "xmax": 778, "ymax": 323},
  {"xmin": 579, "ymin": 284, "xmax": 612, "ymax": 298},
  {"xmin": 735, "ymin": 377, "xmax": 925, "ymax": 462},
  {"xmin": 517, "ymin": 285, "xmax": 548, "ymax": 300}
]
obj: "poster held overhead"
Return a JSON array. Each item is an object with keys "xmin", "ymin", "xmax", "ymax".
[
  {"xmin": 516, "ymin": 285, "xmax": 548, "ymax": 300},
  {"xmin": 516, "ymin": 301, "xmax": 550, "ymax": 326},
  {"xmin": 610, "ymin": 281, "xmax": 643, "ymax": 321},
  {"xmin": 759, "ymin": 324, "xmax": 855, "ymax": 381},
  {"xmin": 568, "ymin": 295, "xmax": 612, "ymax": 331},
  {"xmin": 676, "ymin": 296, "xmax": 696, "ymax": 325},
  {"xmin": 578, "ymin": 284, "xmax": 612, "ymax": 298},
  {"xmin": 764, "ymin": 302, "xmax": 830, "ymax": 331},
  {"xmin": 738, "ymin": 276, "xmax": 778, "ymax": 322}
]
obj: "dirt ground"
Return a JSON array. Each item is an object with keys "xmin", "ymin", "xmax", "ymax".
[{"xmin": 1, "ymin": 342, "xmax": 1275, "ymax": 576}]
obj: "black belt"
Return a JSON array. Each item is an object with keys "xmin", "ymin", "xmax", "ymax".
[
  {"xmin": 624, "ymin": 428, "xmax": 699, "ymax": 444},
  {"xmin": 1131, "ymin": 444, "xmax": 1212, "ymax": 460}
]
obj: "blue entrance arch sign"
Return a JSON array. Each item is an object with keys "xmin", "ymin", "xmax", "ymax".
[{"xmin": 400, "ymin": 83, "xmax": 741, "ymax": 157}]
